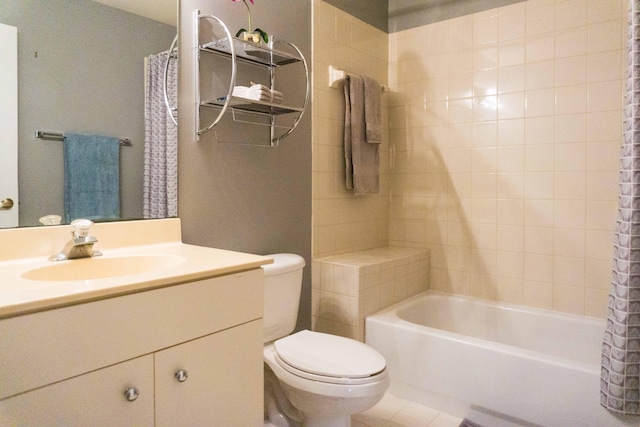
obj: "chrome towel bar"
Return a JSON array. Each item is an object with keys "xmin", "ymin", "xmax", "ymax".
[{"xmin": 35, "ymin": 130, "xmax": 132, "ymax": 146}]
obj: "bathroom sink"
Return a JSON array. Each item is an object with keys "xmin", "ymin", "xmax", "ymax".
[{"xmin": 21, "ymin": 255, "xmax": 185, "ymax": 281}]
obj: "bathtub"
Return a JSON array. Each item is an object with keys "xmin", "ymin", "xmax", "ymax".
[{"xmin": 365, "ymin": 291, "xmax": 640, "ymax": 427}]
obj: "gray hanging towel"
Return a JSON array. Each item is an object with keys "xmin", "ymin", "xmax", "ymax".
[
  {"xmin": 344, "ymin": 74, "xmax": 381, "ymax": 195},
  {"xmin": 364, "ymin": 76, "xmax": 382, "ymax": 144},
  {"xmin": 64, "ymin": 133, "xmax": 120, "ymax": 223}
]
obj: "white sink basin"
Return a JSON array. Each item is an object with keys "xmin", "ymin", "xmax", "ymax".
[{"xmin": 21, "ymin": 255, "xmax": 185, "ymax": 281}]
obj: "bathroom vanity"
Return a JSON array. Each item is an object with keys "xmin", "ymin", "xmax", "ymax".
[{"xmin": 0, "ymin": 219, "xmax": 270, "ymax": 426}]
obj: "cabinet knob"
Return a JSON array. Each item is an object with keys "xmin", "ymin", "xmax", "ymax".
[
  {"xmin": 174, "ymin": 369, "xmax": 189, "ymax": 383},
  {"xmin": 124, "ymin": 387, "xmax": 139, "ymax": 401},
  {"xmin": 0, "ymin": 198, "xmax": 14, "ymax": 210}
]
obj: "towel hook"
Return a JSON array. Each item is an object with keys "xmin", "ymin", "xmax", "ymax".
[{"xmin": 328, "ymin": 65, "xmax": 387, "ymax": 92}]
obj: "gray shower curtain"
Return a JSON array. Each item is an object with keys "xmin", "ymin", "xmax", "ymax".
[
  {"xmin": 601, "ymin": 0, "xmax": 640, "ymax": 415},
  {"xmin": 143, "ymin": 50, "xmax": 178, "ymax": 219}
]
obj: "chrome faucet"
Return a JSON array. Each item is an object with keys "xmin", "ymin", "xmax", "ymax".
[{"xmin": 49, "ymin": 219, "xmax": 102, "ymax": 261}]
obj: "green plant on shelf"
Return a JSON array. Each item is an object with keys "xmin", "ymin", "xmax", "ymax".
[{"xmin": 232, "ymin": 0, "xmax": 269, "ymax": 44}]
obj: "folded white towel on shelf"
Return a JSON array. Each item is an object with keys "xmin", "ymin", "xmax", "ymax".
[
  {"xmin": 232, "ymin": 86, "xmax": 249, "ymax": 97},
  {"xmin": 232, "ymin": 84, "xmax": 284, "ymax": 104},
  {"xmin": 247, "ymin": 83, "xmax": 270, "ymax": 93}
]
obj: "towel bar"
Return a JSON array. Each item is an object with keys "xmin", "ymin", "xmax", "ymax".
[
  {"xmin": 328, "ymin": 65, "xmax": 387, "ymax": 92},
  {"xmin": 35, "ymin": 130, "xmax": 132, "ymax": 146}
]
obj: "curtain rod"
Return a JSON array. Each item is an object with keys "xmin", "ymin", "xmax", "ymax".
[{"xmin": 35, "ymin": 130, "xmax": 132, "ymax": 146}]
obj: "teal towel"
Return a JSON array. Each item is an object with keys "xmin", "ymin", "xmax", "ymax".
[{"xmin": 64, "ymin": 133, "xmax": 120, "ymax": 223}]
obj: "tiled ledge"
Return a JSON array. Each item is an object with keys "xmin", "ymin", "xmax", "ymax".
[{"xmin": 312, "ymin": 246, "xmax": 430, "ymax": 341}]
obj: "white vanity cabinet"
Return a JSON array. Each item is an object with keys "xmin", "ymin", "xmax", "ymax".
[{"xmin": 0, "ymin": 268, "xmax": 264, "ymax": 426}]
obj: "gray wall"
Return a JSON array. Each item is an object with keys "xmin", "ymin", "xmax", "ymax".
[
  {"xmin": 323, "ymin": 0, "xmax": 388, "ymax": 32},
  {"xmin": 178, "ymin": 0, "xmax": 312, "ymax": 331},
  {"xmin": 0, "ymin": 0, "xmax": 175, "ymax": 227},
  {"xmin": 389, "ymin": 0, "xmax": 526, "ymax": 32},
  {"xmin": 324, "ymin": 0, "xmax": 526, "ymax": 33}
]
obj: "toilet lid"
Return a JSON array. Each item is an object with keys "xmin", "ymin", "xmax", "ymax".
[{"xmin": 274, "ymin": 330, "xmax": 386, "ymax": 380}]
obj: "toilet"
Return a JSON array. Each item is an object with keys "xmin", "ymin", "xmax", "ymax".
[{"xmin": 262, "ymin": 254, "xmax": 389, "ymax": 427}]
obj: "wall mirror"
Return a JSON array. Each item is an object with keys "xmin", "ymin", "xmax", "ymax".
[{"xmin": 0, "ymin": 0, "xmax": 177, "ymax": 228}]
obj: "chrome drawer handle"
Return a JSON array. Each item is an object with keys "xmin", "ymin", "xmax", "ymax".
[
  {"xmin": 175, "ymin": 369, "xmax": 189, "ymax": 383},
  {"xmin": 124, "ymin": 387, "xmax": 139, "ymax": 402}
]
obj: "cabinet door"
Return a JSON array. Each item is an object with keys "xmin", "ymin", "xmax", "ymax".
[
  {"xmin": 0, "ymin": 355, "xmax": 154, "ymax": 427},
  {"xmin": 155, "ymin": 319, "xmax": 263, "ymax": 427}
]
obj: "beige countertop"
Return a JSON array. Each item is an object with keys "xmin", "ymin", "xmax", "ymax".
[{"xmin": 0, "ymin": 219, "xmax": 272, "ymax": 319}]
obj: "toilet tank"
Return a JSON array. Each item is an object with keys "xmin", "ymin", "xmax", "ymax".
[{"xmin": 262, "ymin": 253, "xmax": 305, "ymax": 344}]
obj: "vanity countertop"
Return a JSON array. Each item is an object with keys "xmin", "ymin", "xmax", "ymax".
[{"xmin": 0, "ymin": 219, "xmax": 272, "ymax": 319}]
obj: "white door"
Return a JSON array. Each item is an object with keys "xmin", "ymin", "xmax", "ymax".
[{"xmin": 0, "ymin": 23, "xmax": 19, "ymax": 228}]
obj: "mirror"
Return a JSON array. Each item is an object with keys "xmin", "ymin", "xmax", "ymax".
[{"xmin": 0, "ymin": 0, "xmax": 176, "ymax": 228}]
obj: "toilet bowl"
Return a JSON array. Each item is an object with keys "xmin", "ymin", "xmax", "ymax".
[{"xmin": 262, "ymin": 254, "xmax": 389, "ymax": 427}]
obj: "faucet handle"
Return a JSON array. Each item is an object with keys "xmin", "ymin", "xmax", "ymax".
[{"xmin": 70, "ymin": 219, "xmax": 94, "ymax": 239}]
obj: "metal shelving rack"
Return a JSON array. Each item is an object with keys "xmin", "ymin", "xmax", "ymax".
[{"xmin": 195, "ymin": 11, "xmax": 309, "ymax": 146}]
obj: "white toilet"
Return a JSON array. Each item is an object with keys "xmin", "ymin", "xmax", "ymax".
[{"xmin": 262, "ymin": 254, "xmax": 390, "ymax": 427}]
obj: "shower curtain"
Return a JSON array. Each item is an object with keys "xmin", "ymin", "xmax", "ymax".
[
  {"xmin": 601, "ymin": 0, "xmax": 640, "ymax": 415},
  {"xmin": 143, "ymin": 50, "xmax": 178, "ymax": 219}
]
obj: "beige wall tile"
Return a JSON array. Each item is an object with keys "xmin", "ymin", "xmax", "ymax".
[
  {"xmin": 525, "ymin": 199, "xmax": 555, "ymax": 227},
  {"xmin": 524, "ymin": 226, "xmax": 554, "ymax": 254},
  {"xmin": 588, "ymin": 21, "xmax": 623, "ymax": 54},
  {"xmin": 526, "ymin": 34, "xmax": 556, "ymax": 62},
  {"xmin": 498, "ymin": 92, "xmax": 525, "ymax": 119},
  {"xmin": 473, "ymin": 47, "xmax": 499, "ymax": 71},
  {"xmin": 525, "ymin": 118, "xmax": 555, "ymax": 146},
  {"xmin": 556, "ymin": 56, "xmax": 587, "ymax": 86},
  {"xmin": 525, "ymin": 172, "xmax": 554, "ymax": 199},
  {"xmin": 526, "ymin": 88, "xmax": 556, "ymax": 117},
  {"xmin": 526, "ymin": 2, "xmax": 556, "ymax": 36},
  {"xmin": 588, "ymin": 81, "xmax": 623, "ymax": 112},
  {"xmin": 499, "ymin": 40, "xmax": 526, "ymax": 67},
  {"xmin": 587, "ymin": 0, "xmax": 623, "ymax": 24},
  {"xmin": 525, "ymin": 144, "xmax": 554, "ymax": 171},
  {"xmin": 554, "ymin": 255, "xmax": 585, "ymax": 286},
  {"xmin": 496, "ymin": 276, "xmax": 524, "ymax": 304},
  {"xmin": 553, "ymin": 284, "xmax": 585, "ymax": 315},
  {"xmin": 473, "ymin": 15, "xmax": 498, "ymax": 46},
  {"xmin": 499, "ymin": 9, "xmax": 525, "ymax": 42},
  {"xmin": 499, "ymin": 119, "xmax": 525, "ymax": 146},
  {"xmin": 524, "ymin": 253, "xmax": 554, "ymax": 283},
  {"xmin": 524, "ymin": 281, "xmax": 553, "ymax": 309},
  {"xmin": 555, "ymin": 114, "xmax": 587, "ymax": 143},
  {"xmin": 585, "ymin": 288, "xmax": 609, "ymax": 318},
  {"xmin": 498, "ymin": 64, "xmax": 525, "ymax": 94},
  {"xmin": 588, "ymin": 50, "xmax": 622, "ymax": 83},
  {"xmin": 556, "ymin": 85, "xmax": 587, "ymax": 115},
  {"xmin": 556, "ymin": 0, "xmax": 588, "ymax": 31},
  {"xmin": 526, "ymin": 61, "xmax": 556, "ymax": 90},
  {"xmin": 555, "ymin": 27, "xmax": 587, "ymax": 58}
]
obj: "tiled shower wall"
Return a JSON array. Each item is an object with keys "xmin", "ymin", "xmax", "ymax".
[
  {"xmin": 312, "ymin": 0, "xmax": 625, "ymax": 319},
  {"xmin": 388, "ymin": 0, "xmax": 625, "ymax": 317},
  {"xmin": 312, "ymin": 0, "xmax": 390, "ymax": 259}
]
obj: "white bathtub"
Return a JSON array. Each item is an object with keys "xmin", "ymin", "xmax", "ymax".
[{"xmin": 365, "ymin": 291, "xmax": 640, "ymax": 427}]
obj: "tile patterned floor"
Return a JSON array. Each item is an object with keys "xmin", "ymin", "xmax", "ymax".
[{"xmin": 352, "ymin": 393, "xmax": 462, "ymax": 427}]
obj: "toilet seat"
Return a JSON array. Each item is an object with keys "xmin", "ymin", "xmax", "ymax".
[{"xmin": 273, "ymin": 330, "xmax": 386, "ymax": 385}]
